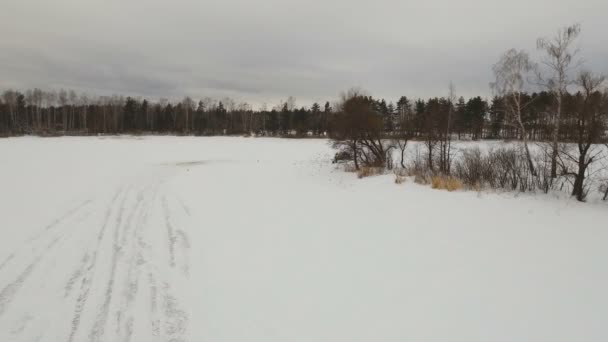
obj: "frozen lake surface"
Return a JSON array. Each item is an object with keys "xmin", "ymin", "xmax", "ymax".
[{"xmin": 0, "ymin": 136, "xmax": 607, "ymax": 342}]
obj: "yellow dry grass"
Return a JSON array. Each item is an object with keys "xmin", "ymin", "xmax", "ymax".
[
  {"xmin": 431, "ymin": 176, "xmax": 463, "ymax": 192},
  {"xmin": 357, "ymin": 166, "xmax": 384, "ymax": 179},
  {"xmin": 343, "ymin": 164, "xmax": 357, "ymax": 173}
]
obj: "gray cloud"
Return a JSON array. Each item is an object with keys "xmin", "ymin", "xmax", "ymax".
[{"xmin": 1, "ymin": 0, "xmax": 607, "ymax": 107}]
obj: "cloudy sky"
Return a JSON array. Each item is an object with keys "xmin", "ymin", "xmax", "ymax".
[{"xmin": 1, "ymin": 0, "xmax": 607, "ymax": 107}]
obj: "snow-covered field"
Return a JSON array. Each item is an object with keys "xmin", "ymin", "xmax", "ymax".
[{"xmin": 0, "ymin": 136, "xmax": 607, "ymax": 342}]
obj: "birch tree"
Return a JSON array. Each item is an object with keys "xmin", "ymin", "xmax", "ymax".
[
  {"xmin": 491, "ymin": 48, "xmax": 537, "ymax": 176},
  {"xmin": 537, "ymin": 24, "xmax": 581, "ymax": 178},
  {"xmin": 2, "ymin": 90, "xmax": 18, "ymax": 128}
]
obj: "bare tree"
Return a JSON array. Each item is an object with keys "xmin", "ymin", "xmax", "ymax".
[
  {"xmin": 44, "ymin": 90, "xmax": 57, "ymax": 130},
  {"xmin": 491, "ymin": 48, "xmax": 537, "ymax": 176},
  {"xmin": 438, "ymin": 82, "xmax": 456, "ymax": 174},
  {"xmin": 286, "ymin": 96, "xmax": 296, "ymax": 112},
  {"xmin": 331, "ymin": 88, "xmax": 393, "ymax": 170},
  {"xmin": 2, "ymin": 90, "xmax": 18, "ymax": 129},
  {"xmin": 393, "ymin": 128, "xmax": 410, "ymax": 169},
  {"xmin": 182, "ymin": 96, "xmax": 195, "ymax": 133},
  {"xmin": 537, "ymin": 24, "xmax": 581, "ymax": 178},
  {"xmin": 80, "ymin": 93, "xmax": 89, "ymax": 132},
  {"xmin": 330, "ymin": 89, "xmax": 366, "ymax": 170},
  {"xmin": 69, "ymin": 90, "xmax": 77, "ymax": 131},
  {"xmin": 604, "ymin": 141, "xmax": 608, "ymax": 201},
  {"xmin": 559, "ymin": 71, "xmax": 605, "ymax": 201},
  {"xmin": 58, "ymin": 89, "xmax": 68, "ymax": 131},
  {"xmin": 31, "ymin": 88, "xmax": 43, "ymax": 130}
]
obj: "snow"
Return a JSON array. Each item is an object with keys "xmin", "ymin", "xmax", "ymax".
[{"xmin": 0, "ymin": 136, "xmax": 607, "ymax": 342}]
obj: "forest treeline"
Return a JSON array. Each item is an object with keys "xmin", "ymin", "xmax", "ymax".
[
  {"xmin": 1, "ymin": 88, "xmax": 606, "ymax": 141},
  {"xmin": 1, "ymin": 23, "xmax": 606, "ymax": 143},
  {"xmin": 1, "ymin": 24, "xmax": 606, "ymax": 142}
]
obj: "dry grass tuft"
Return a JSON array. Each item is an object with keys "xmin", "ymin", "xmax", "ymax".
[
  {"xmin": 357, "ymin": 166, "xmax": 384, "ymax": 178},
  {"xmin": 431, "ymin": 176, "xmax": 464, "ymax": 192},
  {"xmin": 343, "ymin": 164, "xmax": 357, "ymax": 173},
  {"xmin": 394, "ymin": 175, "xmax": 407, "ymax": 184}
]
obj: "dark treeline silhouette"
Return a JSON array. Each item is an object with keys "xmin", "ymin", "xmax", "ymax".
[
  {"xmin": 330, "ymin": 84, "xmax": 607, "ymax": 201},
  {"xmin": 1, "ymin": 88, "xmax": 606, "ymax": 142}
]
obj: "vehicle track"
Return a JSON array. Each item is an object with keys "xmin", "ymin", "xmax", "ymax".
[
  {"xmin": 0, "ymin": 237, "xmax": 59, "ymax": 316},
  {"xmin": 0, "ymin": 199, "xmax": 92, "ymax": 275},
  {"xmin": 67, "ymin": 187, "xmax": 126, "ymax": 342},
  {"xmin": 1, "ymin": 166, "xmax": 193, "ymax": 342},
  {"xmin": 161, "ymin": 196, "xmax": 177, "ymax": 268},
  {"xmin": 0, "ymin": 203, "xmax": 94, "ymax": 319},
  {"xmin": 88, "ymin": 187, "xmax": 136, "ymax": 342}
]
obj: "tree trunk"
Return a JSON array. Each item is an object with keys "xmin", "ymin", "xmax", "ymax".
[
  {"xmin": 427, "ymin": 143, "xmax": 434, "ymax": 172},
  {"xmin": 518, "ymin": 119, "xmax": 536, "ymax": 176},
  {"xmin": 571, "ymin": 155, "xmax": 586, "ymax": 202},
  {"xmin": 550, "ymin": 94, "xmax": 562, "ymax": 178},
  {"xmin": 352, "ymin": 140, "xmax": 359, "ymax": 170}
]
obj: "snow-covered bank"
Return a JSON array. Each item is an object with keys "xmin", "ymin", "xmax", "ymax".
[{"xmin": 0, "ymin": 136, "xmax": 607, "ymax": 342}]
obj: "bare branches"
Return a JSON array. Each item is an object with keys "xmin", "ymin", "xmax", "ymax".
[
  {"xmin": 536, "ymin": 24, "xmax": 582, "ymax": 178},
  {"xmin": 492, "ymin": 49, "xmax": 538, "ymax": 176}
]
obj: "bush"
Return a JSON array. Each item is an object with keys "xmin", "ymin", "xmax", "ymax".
[
  {"xmin": 451, "ymin": 146, "xmax": 556, "ymax": 193},
  {"xmin": 453, "ymin": 148, "xmax": 488, "ymax": 188},
  {"xmin": 405, "ymin": 147, "xmax": 431, "ymax": 178},
  {"xmin": 394, "ymin": 175, "xmax": 406, "ymax": 184},
  {"xmin": 332, "ymin": 150, "xmax": 352, "ymax": 164},
  {"xmin": 357, "ymin": 166, "xmax": 385, "ymax": 178},
  {"xmin": 600, "ymin": 183, "xmax": 608, "ymax": 201},
  {"xmin": 414, "ymin": 174, "xmax": 430, "ymax": 185},
  {"xmin": 343, "ymin": 164, "xmax": 358, "ymax": 173}
]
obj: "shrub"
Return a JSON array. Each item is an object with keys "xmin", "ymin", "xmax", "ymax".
[
  {"xmin": 414, "ymin": 174, "xmax": 430, "ymax": 185},
  {"xmin": 452, "ymin": 148, "xmax": 496, "ymax": 188},
  {"xmin": 357, "ymin": 166, "xmax": 384, "ymax": 178},
  {"xmin": 394, "ymin": 175, "xmax": 406, "ymax": 184},
  {"xmin": 601, "ymin": 183, "xmax": 608, "ymax": 201},
  {"xmin": 343, "ymin": 164, "xmax": 357, "ymax": 173},
  {"xmin": 450, "ymin": 146, "xmax": 557, "ymax": 193}
]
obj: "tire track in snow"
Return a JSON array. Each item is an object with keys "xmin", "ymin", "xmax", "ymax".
[
  {"xmin": 161, "ymin": 196, "xmax": 177, "ymax": 268},
  {"xmin": 121, "ymin": 317, "xmax": 134, "ymax": 342},
  {"xmin": 66, "ymin": 188, "xmax": 124, "ymax": 342},
  {"xmin": 162, "ymin": 195, "xmax": 191, "ymax": 277},
  {"xmin": 28, "ymin": 200, "xmax": 93, "ymax": 243},
  {"xmin": 0, "ymin": 236, "xmax": 60, "ymax": 317},
  {"xmin": 10, "ymin": 314, "xmax": 33, "ymax": 335},
  {"xmin": 162, "ymin": 282, "xmax": 189, "ymax": 342},
  {"xmin": 64, "ymin": 253, "xmax": 91, "ymax": 298},
  {"xmin": 143, "ymin": 192, "xmax": 191, "ymax": 341},
  {"xmin": 176, "ymin": 196, "xmax": 191, "ymax": 217},
  {"xmin": 147, "ymin": 272, "xmax": 160, "ymax": 338},
  {"xmin": 161, "ymin": 195, "xmax": 190, "ymax": 340},
  {"xmin": 0, "ymin": 200, "xmax": 91, "ymax": 275},
  {"xmin": 176, "ymin": 230, "xmax": 191, "ymax": 277},
  {"xmin": 0, "ymin": 204, "xmax": 93, "ymax": 318},
  {"xmin": 115, "ymin": 184, "xmax": 159, "ymax": 342},
  {"xmin": 88, "ymin": 187, "xmax": 136, "ymax": 342},
  {"xmin": 0, "ymin": 254, "xmax": 15, "ymax": 273},
  {"xmin": 65, "ymin": 171, "xmax": 189, "ymax": 342}
]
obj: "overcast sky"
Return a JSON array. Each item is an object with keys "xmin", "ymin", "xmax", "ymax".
[{"xmin": 1, "ymin": 0, "xmax": 607, "ymax": 107}]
